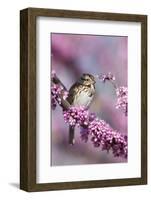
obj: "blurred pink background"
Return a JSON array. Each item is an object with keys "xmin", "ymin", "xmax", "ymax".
[{"xmin": 51, "ymin": 33, "xmax": 128, "ymax": 166}]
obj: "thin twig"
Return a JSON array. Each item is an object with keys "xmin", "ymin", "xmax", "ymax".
[{"xmin": 52, "ymin": 74, "xmax": 67, "ymax": 91}]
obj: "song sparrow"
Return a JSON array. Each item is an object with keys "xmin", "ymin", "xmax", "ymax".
[{"xmin": 67, "ymin": 73, "xmax": 96, "ymax": 145}]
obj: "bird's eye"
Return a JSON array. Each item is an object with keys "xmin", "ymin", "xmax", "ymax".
[{"xmin": 81, "ymin": 77, "xmax": 89, "ymax": 81}]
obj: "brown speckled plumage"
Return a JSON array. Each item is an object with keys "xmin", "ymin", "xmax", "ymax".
[{"xmin": 66, "ymin": 74, "xmax": 96, "ymax": 145}]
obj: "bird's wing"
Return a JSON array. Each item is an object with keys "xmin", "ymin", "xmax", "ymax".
[{"xmin": 67, "ymin": 83, "xmax": 82, "ymax": 105}]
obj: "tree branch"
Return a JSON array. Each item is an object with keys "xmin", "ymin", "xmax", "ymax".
[{"xmin": 51, "ymin": 73, "xmax": 127, "ymax": 159}]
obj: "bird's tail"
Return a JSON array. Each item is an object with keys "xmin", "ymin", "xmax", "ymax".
[{"xmin": 69, "ymin": 126, "xmax": 75, "ymax": 145}]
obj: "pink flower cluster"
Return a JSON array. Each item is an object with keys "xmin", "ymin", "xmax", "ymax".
[
  {"xmin": 116, "ymin": 87, "xmax": 128, "ymax": 116},
  {"xmin": 51, "ymin": 84, "xmax": 68, "ymax": 110},
  {"xmin": 87, "ymin": 118, "xmax": 127, "ymax": 158},
  {"xmin": 97, "ymin": 73, "xmax": 128, "ymax": 116},
  {"xmin": 63, "ymin": 106, "xmax": 127, "ymax": 158},
  {"xmin": 63, "ymin": 106, "xmax": 89, "ymax": 127},
  {"xmin": 97, "ymin": 72, "xmax": 115, "ymax": 83}
]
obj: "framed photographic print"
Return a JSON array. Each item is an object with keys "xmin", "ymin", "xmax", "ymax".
[{"xmin": 20, "ymin": 8, "xmax": 147, "ymax": 191}]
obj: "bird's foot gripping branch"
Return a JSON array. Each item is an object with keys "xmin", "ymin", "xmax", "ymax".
[{"xmin": 51, "ymin": 71, "xmax": 128, "ymax": 159}]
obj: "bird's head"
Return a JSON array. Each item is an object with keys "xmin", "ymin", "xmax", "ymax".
[{"xmin": 79, "ymin": 73, "xmax": 96, "ymax": 86}]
